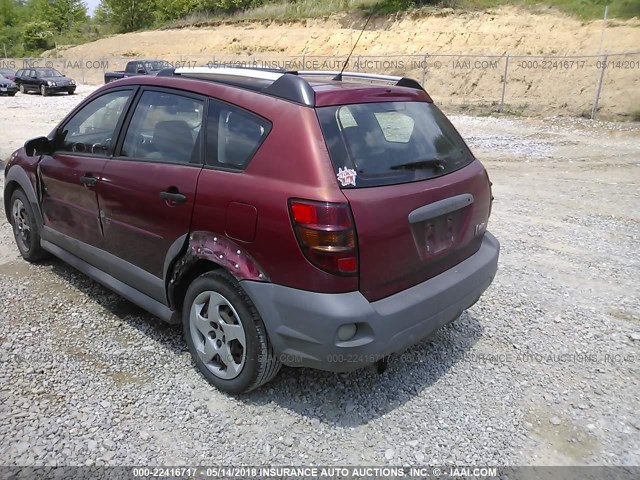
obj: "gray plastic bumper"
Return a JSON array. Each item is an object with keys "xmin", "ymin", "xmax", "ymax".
[{"xmin": 241, "ymin": 232, "xmax": 500, "ymax": 371}]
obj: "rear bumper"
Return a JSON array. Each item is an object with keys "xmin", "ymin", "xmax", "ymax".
[{"xmin": 241, "ymin": 232, "xmax": 500, "ymax": 371}]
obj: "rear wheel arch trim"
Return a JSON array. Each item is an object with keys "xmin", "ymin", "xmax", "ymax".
[{"xmin": 167, "ymin": 231, "xmax": 269, "ymax": 310}]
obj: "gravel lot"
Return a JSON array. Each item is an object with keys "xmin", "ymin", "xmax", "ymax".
[{"xmin": 0, "ymin": 88, "xmax": 638, "ymax": 467}]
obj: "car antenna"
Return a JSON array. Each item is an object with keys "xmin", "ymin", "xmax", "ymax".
[{"xmin": 333, "ymin": 9, "xmax": 375, "ymax": 81}]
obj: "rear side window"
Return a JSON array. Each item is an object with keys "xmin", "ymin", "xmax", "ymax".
[
  {"xmin": 205, "ymin": 99, "xmax": 271, "ymax": 170},
  {"xmin": 120, "ymin": 90, "xmax": 204, "ymax": 164},
  {"xmin": 317, "ymin": 102, "xmax": 474, "ymax": 188}
]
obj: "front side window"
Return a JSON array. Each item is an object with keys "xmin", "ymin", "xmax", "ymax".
[
  {"xmin": 121, "ymin": 90, "xmax": 204, "ymax": 164},
  {"xmin": 205, "ymin": 99, "xmax": 271, "ymax": 170},
  {"xmin": 59, "ymin": 90, "xmax": 132, "ymax": 156},
  {"xmin": 317, "ymin": 101, "xmax": 474, "ymax": 188},
  {"xmin": 38, "ymin": 68, "xmax": 63, "ymax": 77}
]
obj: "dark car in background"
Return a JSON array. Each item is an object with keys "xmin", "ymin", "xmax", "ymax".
[
  {"xmin": 13, "ymin": 67, "xmax": 76, "ymax": 96},
  {"xmin": 0, "ymin": 73, "xmax": 18, "ymax": 96},
  {"xmin": 0, "ymin": 68, "xmax": 16, "ymax": 81},
  {"xmin": 4, "ymin": 67, "xmax": 499, "ymax": 394},
  {"xmin": 104, "ymin": 60, "xmax": 172, "ymax": 83}
]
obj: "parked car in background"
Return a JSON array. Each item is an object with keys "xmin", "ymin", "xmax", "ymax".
[
  {"xmin": 104, "ymin": 60, "xmax": 172, "ymax": 83},
  {"xmin": 0, "ymin": 68, "xmax": 16, "ymax": 81},
  {"xmin": 0, "ymin": 74, "xmax": 18, "ymax": 96},
  {"xmin": 4, "ymin": 67, "xmax": 499, "ymax": 394},
  {"xmin": 13, "ymin": 67, "xmax": 76, "ymax": 96}
]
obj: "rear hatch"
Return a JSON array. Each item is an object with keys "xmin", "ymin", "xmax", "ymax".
[{"xmin": 317, "ymin": 100, "xmax": 492, "ymax": 302}]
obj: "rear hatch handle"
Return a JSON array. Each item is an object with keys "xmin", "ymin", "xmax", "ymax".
[{"xmin": 408, "ymin": 194, "xmax": 474, "ymax": 224}]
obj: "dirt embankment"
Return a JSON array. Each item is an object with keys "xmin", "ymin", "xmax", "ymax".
[{"xmin": 48, "ymin": 6, "xmax": 640, "ymax": 119}]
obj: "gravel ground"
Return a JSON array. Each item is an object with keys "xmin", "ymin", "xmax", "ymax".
[{"xmin": 0, "ymin": 89, "xmax": 638, "ymax": 467}]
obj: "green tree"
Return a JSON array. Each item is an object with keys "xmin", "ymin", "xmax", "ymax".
[{"xmin": 97, "ymin": 0, "xmax": 157, "ymax": 32}]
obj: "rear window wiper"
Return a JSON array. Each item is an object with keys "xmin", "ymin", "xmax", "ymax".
[{"xmin": 390, "ymin": 158, "xmax": 447, "ymax": 170}]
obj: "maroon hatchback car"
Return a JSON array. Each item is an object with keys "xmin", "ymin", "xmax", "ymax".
[{"xmin": 4, "ymin": 67, "xmax": 499, "ymax": 393}]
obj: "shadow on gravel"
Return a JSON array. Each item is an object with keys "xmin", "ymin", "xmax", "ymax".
[
  {"xmin": 44, "ymin": 257, "xmax": 185, "ymax": 355},
  {"xmin": 242, "ymin": 314, "xmax": 484, "ymax": 427},
  {"xmin": 39, "ymin": 254, "xmax": 482, "ymax": 427}
]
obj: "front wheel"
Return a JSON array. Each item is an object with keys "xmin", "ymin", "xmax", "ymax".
[
  {"xmin": 40, "ymin": 85, "xmax": 48, "ymax": 96},
  {"xmin": 68, "ymin": 89, "xmax": 75, "ymax": 95},
  {"xmin": 19, "ymin": 84, "xmax": 25, "ymax": 94},
  {"xmin": 182, "ymin": 270, "xmax": 281, "ymax": 394},
  {"xmin": 10, "ymin": 190, "xmax": 48, "ymax": 262}
]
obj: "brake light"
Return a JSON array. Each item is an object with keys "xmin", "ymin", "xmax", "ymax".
[{"xmin": 289, "ymin": 199, "xmax": 358, "ymax": 276}]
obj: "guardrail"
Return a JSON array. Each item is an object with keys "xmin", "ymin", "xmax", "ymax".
[{"xmin": 2, "ymin": 51, "xmax": 639, "ymax": 120}]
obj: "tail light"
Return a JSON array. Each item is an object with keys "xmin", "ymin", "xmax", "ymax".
[{"xmin": 288, "ymin": 199, "xmax": 358, "ymax": 276}]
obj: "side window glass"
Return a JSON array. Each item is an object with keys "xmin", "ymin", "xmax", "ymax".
[
  {"xmin": 59, "ymin": 90, "xmax": 131, "ymax": 156},
  {"xmin": 121, "ymin": 90, "xmax": 204, "ymax": 164},
  {"xmin": 206, "ymin": 99, "xmax": 271, "ymax": 170}
]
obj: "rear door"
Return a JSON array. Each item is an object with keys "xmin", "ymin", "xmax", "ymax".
[
  {"xmin": 317, "ymin": 101, "xmax": 492, "ymax": 301},
  {"xmin": 97, "ymin": 88, "xmax": 204, "ymax": 299},
  {"xmin": 38, "ymin": 88, "xmax": 135, "ymax": 256}
]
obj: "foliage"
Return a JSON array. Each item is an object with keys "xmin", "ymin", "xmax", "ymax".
[{"xmin": 0, "ymin": 0, "xmax": 637, "ymax": 57}]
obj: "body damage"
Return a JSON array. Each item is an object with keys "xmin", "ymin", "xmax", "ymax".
[{"xmin": 168, "ymin": 231, "xmax": 270, "ymax": 310}]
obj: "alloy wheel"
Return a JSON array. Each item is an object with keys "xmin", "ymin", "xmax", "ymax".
[
  {"xmin": 189, "ymin": 290, "xmax": 247, "ymax": 380},
  {"xmin": 12, "ymin": 198, "xmax": 31, "ymax": 252}
]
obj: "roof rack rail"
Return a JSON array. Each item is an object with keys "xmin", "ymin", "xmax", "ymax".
[
  {"xmin": 155, "ymin": 66, "xmax": 424, "ymax": 106},
  {"xmin": 297, "ymin": 70, "xmax": 424, "ymax": 90}
]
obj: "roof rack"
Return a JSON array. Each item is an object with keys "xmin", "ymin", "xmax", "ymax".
[{"xmin": 156, "ymin": 66, "xmax": 424, "ymax": 107}]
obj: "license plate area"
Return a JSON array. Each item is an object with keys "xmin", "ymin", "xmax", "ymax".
[{"xmin": 410, "ymin": 207, "xmax": 468, "ymax": 260}]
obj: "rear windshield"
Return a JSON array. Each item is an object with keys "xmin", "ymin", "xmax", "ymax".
[{"xmin": 317, "ymin": 101, "xmax": 474, "ymax": 188}]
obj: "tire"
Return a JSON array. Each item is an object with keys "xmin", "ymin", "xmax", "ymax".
[
  {"xmin": 68, "ymin": 90, "xmax": 75, "ymax": 95},
  {"xmin": 19, "ymin": 84, "xmax": 25, "ymax": 94},
  {"xmin": 40, "ymin": 85, "xmax": 48, "ymax": 96},
  {"xmin": 9, "ymin": 189, "xmax": 48, "ymax": 262},
  {"xmin": 182, "ymin": 270, "xmax": 281, "ymax": 394}
]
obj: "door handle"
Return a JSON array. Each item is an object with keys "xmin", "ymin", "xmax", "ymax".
[
  {"xmin": 80, "ymin": 174, "xmax": 98, "ymax": 187},
  {"xmin": 159, "ymin": 191, "xmax": 187, "ymax": 204}
]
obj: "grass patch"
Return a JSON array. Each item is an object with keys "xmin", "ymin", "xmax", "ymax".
[
  {"xmin": 176, "ymin": 0, "xmax": 380, "ymax": 25},
  {"xmin": 174, "ymin": 0, "xmax": 638, "ymax": 27}
]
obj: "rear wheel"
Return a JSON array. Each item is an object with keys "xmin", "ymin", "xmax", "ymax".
[
  {"xmin": 40, "ymin": 85, "xmax": 47, "ymax": 96},
  {"xmin": 10, "ymin": 190, "xmax": 48, "ymax": 262},
  {"xmin": 182, "ymin": 270, "xmax": 280, "ymax": 394}
]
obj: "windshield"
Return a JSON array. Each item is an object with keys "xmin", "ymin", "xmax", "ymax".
[
  {"xmin": 317, "ymin": 101, "xmax": 474, "ymax": 188},
  {"xmin": 38, "ymin": 68, "xmax": 63, "ymax": 77},
  {"xmin": 144, "ymin": 61, "xmax": 171, "ymax": 72}
]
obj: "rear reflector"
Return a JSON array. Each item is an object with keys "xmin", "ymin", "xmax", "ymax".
[{"xmin": 289, "ymin": 199, "xmax": 358, "ymax": 276}]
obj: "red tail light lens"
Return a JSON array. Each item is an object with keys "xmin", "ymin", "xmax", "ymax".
[{"xmin": 289, "ymin": 199, "xmax": 358, "ymax": 276}]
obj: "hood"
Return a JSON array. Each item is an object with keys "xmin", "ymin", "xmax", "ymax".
[
  {"xmin": 41, "ymin": 76, "xmax": 73, "ymax": 84},
  {"xmin": 0, "ymin": 80, "xmax": 16, "ymax": 87}
]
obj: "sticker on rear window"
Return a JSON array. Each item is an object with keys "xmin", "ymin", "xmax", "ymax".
[{"xmin": 337, "ymin": 167, "xmax": 357, "ymax": 187}]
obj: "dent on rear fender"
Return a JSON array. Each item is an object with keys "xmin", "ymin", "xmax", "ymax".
[{"xmin": 186, "ymin": 231, "xmax": 269, "ymax": 282}]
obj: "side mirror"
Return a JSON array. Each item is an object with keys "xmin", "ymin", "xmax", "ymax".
[{"xmin": 24, "ymin": 136, "xmax": 52, "ymax": 156}]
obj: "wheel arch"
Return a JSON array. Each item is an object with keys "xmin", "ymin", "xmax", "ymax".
[
  {"xmin": 166, "ymin": 231, "xmax": 270, "ymax": 314},
  {"xmin": 4, "ymin": 166, "xmax": 42, "ymax": 228}
]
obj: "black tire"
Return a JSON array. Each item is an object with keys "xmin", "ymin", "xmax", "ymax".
[
  {"xmin": 182, "ymin": 270, "xmax": 281, "ymax": 394},
  {"xmin": 9, "ymin": 189, "xmax": 48, "ymax": 262},
  {"xmin": 40, "ymin": 85, "xmax": 48, "ymax": 96},
  {"xmin": 19, "ymin": 84, "xmax": 25, "ymax": 94},
  {"xmin": 68, "ymin": 89, "xmax": 75, "ymax": 95}
]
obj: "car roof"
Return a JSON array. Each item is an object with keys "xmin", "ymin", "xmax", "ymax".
[{"xmin": 108, "ymin": 68, "xmax": 432, "ymax": 107}]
